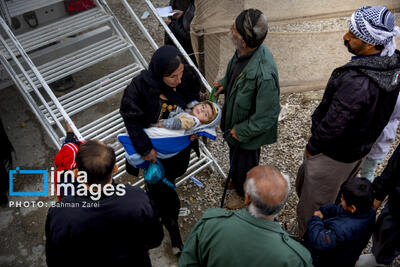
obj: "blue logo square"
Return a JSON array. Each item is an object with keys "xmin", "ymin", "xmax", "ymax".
[{"xmin": 9, "ymin": 167, "xmax": 48, "ymax": 196}]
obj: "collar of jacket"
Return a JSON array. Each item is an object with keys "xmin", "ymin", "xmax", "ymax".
[
  {"xmin": 334, "ymin": 49, "xmax": 400, "ymax": 92},
  {"xmin": 351, "ymin": 52, "xmax": 381, "ymax": 61},
  {"xmin": 336, "ymin": 205, "xmax": 376, "ymax": 219},
  {"xmin": 234, "ymin": 208, "xmax": 286, "ymax": 234}
]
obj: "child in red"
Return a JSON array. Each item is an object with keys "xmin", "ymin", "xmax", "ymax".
[{"xmin": 53, "ymin": 121, "xmax": 83, "ymax": 200}]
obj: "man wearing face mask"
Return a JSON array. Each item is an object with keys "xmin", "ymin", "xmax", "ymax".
[
  {"xmin": 213, "ymin": 9, "xmax": 280, "ymax": 209},
  {"xmin": 296, "ymin": 6, "xmax": 400, "ymax": 238}
]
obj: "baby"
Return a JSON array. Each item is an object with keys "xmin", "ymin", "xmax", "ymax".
[{"xmin": 156, "ymin": 100, "xmax": 218, "ymax": 130}]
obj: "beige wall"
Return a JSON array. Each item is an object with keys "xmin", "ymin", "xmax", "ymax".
[
  {"xmin": 250, "ymin": 0, "xmax": 400, "ymax": 22},
  {"xmin": 192, "ymin": 1, "xmax": 400, "ymax": 93}
]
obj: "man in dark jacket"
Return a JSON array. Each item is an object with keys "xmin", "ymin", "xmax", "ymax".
[
  {"xmin": 46, "ymin": 140, "xmax": 163, "ymax": 267},
  {"xmin": 213, "ymin": 9, "xmax": 280, "ymax": 208},
  {"xmin": 356, "ymin": 143, "xmax": 400, "ymax": 266},
  {"xmin": 296, "ymin": 6, "xmax": 400, "ymax": 237}
]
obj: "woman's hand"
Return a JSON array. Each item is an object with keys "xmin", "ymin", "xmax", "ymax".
[
  {"xmin": 142, "ymin": 149, "xmax": 157, "ymax": 163},
  {"xmin": 156, "ymin": 121, "xmax": 164, "ymax": 128},
  {"xmin": 190, "ymin": 134, "xmax": 198, "ymax": 141}
]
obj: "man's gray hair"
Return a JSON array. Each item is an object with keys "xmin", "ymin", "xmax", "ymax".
[{"xmin": 246, "ymin": 174, "xmax": 290, "ymax": 218}]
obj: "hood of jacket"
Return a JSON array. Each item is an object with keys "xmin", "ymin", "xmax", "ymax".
[{"xmin": 339, "ymin": 50, "xmax": 400, "ymax": 92}]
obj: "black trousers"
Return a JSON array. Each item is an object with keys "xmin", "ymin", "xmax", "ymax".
[
  {"xmin": 228, "ymin": 144, "xmax": 260, "ymax": 197},
  {"xmin": 145, "ymin": 144, "xmax": 191, "ymax": 248},
  {"xmin": 372, "ymin": 203, "xmax": 400, "ymax": 264}
]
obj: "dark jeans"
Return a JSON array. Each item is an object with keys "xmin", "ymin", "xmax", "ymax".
[
  {"xmin": 145, "ymin": 145, "xmax": 192, "ymax": 248},
  {"xmin": 228, "ymin": 144, "xmax": 260, "ymax": 197}
]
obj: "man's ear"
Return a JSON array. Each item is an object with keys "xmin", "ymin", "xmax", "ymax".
[
  {"xmin": 244, "ymin": 193, "xmax": 251, "ymax": 205},
  {"xmin": 349, "ymin": 205, "xmax": 357, "ymax": 214},
  {"xmin": 112, "ymin": 164, "xmax": 118, "ymax": 174}
]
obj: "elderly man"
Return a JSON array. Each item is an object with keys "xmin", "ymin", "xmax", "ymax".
[
  {"xmin": 213, "ymin": 9, "xmax": 280, "ymax": 208},
  {"xmin": 179, "ymin": 165, "xmax": 313, "ymax": 267},
  {"xmin": 213, "ymin": 9, "xmax": 280, "ymax": 209},
  {"xmin": 296, "ymin": 5, "xmax": 400, "ymax": 237}
]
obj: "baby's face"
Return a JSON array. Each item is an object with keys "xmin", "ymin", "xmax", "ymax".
[{"xmin": 193, "ymin": 102, "xmax": 213, "ymax": 123}]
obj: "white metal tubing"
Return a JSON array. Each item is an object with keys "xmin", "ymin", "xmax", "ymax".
[
  {"xmin": 97, "ymin": 0, "xmax": 148, "ymax": 68},
  {"xmin": 79, "ymin": 109, "xmax": 119, "ymax": 132},
  {"xmin": 22, "ymin": 43, "xmax": 131, "ymax": 90},
  {"xmin": 113, "ymin": 170, "xmax": 126, "ymax": 180},
  {"xmin": 200, "ymin": 141, "xmax": 227, "ymax": 179},
  {"xmin": 0, "ymin": 32, "xmax": 67, "ymax": 142},
  {"xmin": 42, "ymin": 44, "xmax": 130, "ymax": 82},
  {"xmin": 189, "ymin": 154, "xmax": 204, "ymax": 165},
  {"xmin": 42, "ymin": 65, "xmax": 139, "ymax": 116},
  {"xmin": 0, "ymin": 54, "xmax": 61, "ymax": 148},
  {"xmin": 186, "ymin": 157, "xmax": 209, "ymax": 173},
  {"xmin": 84, "ymin": 118, "xmax": 123, "ymax": 139},
  {"xmin": 0, "ymin": 17, "xmax": 82, "ymax": 140},
  {"xmin": 176, "ymin": 161, "xmax": 213, "ymax": 186},
  {"xmin": 143, "ymin": 0, "xmax": 212, "ymax": 93},
  {"xmin": 0, "ymin": 54, "xmax": 61, "ymax": 147},
  {"xmin": 37, "ymin": 37, "xmax": 125, "ymax": 73},
  {"xmin": 45, "ymin": 80, "xmax": 133, "ymax": 123},
  {"xmin": 121, "ymin": 0, "xmax": 158, "ymax": 50},
  {"xmin": 98, "ymin": 125, "xmax": 125, "ymax": 142},
  {"xmin": 4, "ymin": 12, "xmax": 111, "ymax": 53},
  {"xmin": 58, "ymin": 64, "xmax": 137, "ymax": 101},
  {"xmin": 0, "ymin": 0, "xmax": 11, "ymax": 26}
]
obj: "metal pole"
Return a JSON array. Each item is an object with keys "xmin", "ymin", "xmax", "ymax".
[
  {"xmin": 123, "ymin": 0, "xmax": 213, "ymax": 93},
  {"xmin": 0, "ymin": 16, "xmax": 82, "ymax": 141},
  {"xmin": 121, "ymin": 0, "xmax": 158, "ymax": 51}
]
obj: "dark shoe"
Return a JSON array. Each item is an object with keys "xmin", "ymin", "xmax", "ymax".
[
  {"xmin": 225, "ymin": 193, "xmax": 245, "ymax": 210},
  {"xmin": 125, "ymin": 160, "xmax": 139, "ymax": 177},
  {"xmin": 51, "ymin": 75, "xmax": 75, "ymax": 92},
  {"xmin": 220, "ymin": 179, "xmax": 235, "ymax": 190}
]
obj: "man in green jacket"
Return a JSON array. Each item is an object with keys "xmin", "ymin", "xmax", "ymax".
[
  {"xmin": 213, "ymin": 9, "xmax": 280, "ymax": 207},
  {"xmin": 179, "ymin": 165, "xmax": 313, "ymax": 267}
]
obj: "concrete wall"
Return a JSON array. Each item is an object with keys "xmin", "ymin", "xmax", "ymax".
[{"xmin": 250, "ymin": 0, "xmax": 400, "ymax": 22}]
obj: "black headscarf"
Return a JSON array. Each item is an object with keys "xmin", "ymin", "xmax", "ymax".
[{"xmin": 142, "ymin": 45, "xmax": 186, "ymax": 108}]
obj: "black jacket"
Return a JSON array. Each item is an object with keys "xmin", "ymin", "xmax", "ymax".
[
  {"xmin": 120, "ymin": 64, "xmax": 200, "ymax": 156},
  {"xmin": 165, "ymin": 0, "xmax": 197, "ymax": 65},
  {"xmin": 45, "ymin": 185, "xmax": 163, "ymax": 267},
  {"xmin": 373, "ymin": 143, "xmax": 400, "ymax": 217},
  {"xmin": 307, "ymin": 51, "xmax": 400, "ymax": 163}
]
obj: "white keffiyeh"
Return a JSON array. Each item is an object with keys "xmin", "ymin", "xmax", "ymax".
[{"xmin": 349, "ymin": 6, "xmax": 400, "ymax": 56}]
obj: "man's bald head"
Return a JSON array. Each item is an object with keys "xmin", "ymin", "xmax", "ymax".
[{"xmin": 244, "ymin": 165, "xmax": 289, "ymax": 218}]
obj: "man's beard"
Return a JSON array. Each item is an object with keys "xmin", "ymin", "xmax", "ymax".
[
  {"xmin": 229, "ymin": 31, "xmax": 242, "ymax": 50},
  {"xmin": 344, "ymin": 40, "xmax": 356, "ymax": 55}
]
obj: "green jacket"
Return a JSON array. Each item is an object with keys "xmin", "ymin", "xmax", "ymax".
[
  {"xmin": 220, "ymin": 44, "xmax": 280, "ymax": 150},
  {"xmin": 179, "ymin": 208, "xmax": 313, "ymax": 267}
]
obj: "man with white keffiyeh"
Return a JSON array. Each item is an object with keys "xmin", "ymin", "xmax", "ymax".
[{"xmin": 296, "ymin": 5, "xmax": 400, "ymax": 244}]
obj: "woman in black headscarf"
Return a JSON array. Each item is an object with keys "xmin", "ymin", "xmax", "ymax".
[{"xmin": 120, "ymin": 45, "xmax": 200, "ymax": 254}]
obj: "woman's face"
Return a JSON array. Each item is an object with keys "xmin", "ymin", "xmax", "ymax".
[{"xmin": 163, "ymin": 63, "xmax": 184, "ymax": 88}]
